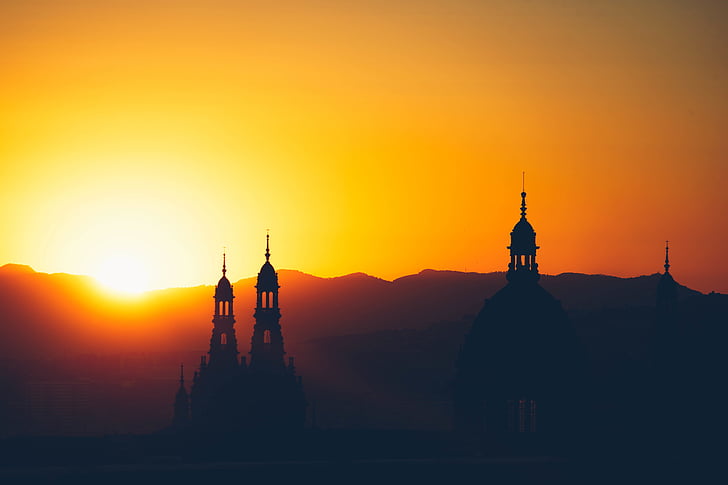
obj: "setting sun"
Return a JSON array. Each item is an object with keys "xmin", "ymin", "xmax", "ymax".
[{"xmin": 96, "ymin": 254, "xmax": 150, "ymax": 294}]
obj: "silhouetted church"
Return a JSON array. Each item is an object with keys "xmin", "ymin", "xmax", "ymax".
[
  {"xmin": 655, "ymin": 242, "xmax": 678, "ymax": 339},
  {"xmin": 453, "ymin": 189, "xmax": 583, "ymax": 436},
  {"xmin": 173, "ymin": 236, "xmax": 306, "ymax": 430},
  {"xmin": 649, "ymin": 242, "xmax": 721, "ymax": 441}
]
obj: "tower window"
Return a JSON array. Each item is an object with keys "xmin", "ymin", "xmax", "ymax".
[
  {"xmin": 221, "ymin": 333, "xmax": 227, "ymax": 345},
  {"xmin": 264, "ymin": 330, "xmax": 271, "ymax": 344}
]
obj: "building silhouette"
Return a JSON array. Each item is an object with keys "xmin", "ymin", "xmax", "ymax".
[
  {"xmin": 453, "ymin": 188, "xmax": 583, "ymax": 437},
  {"xmin": 174, "ymin": 237, "xmax": 306, "ymax": 431},
  {"xmin": 653, "ymin": 242, "xmax": 680, "ymax": 369}
]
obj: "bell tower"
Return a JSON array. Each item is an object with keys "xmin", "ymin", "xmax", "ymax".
[
  {"xmin": 208, "ymin": 253, "xmax": 239, "ymax": 371},
  {"xmin": 249, "ymin": 234, "xmax": 287, "ymax": 373}
]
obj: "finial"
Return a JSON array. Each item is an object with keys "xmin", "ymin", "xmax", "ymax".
[
  {"xmin": 664, "ymin": 240, "xmax": 670, "ymax": 273},
  {"xmin": 265, "ymin": 230, "xmax": 270, "ymax": 262},
  {"xmin": 520, "ymin": 173, "xmax": 527, "ymax": 219},
  {"xmin": 179, "ymin": 364, "xmax": 184, "ymax": 384},
  {"xmin": 222, "ymin": 248, "xmax": 227, "ymax": 276}
]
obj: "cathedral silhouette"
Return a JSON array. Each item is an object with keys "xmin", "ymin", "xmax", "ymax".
[
  {"xmin": 453, "ymin": 189, "xmax": 583, "ymax": 437},
  {"xmin": 173, "ymin": 235, "xmax": 306, "ymax": 431},
  {"xmin": 162, "ymin": 185, "xmax": 720, "ymax": 457}
]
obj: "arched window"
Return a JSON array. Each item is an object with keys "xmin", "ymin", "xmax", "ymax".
[
  {"xmin": 263, "ymin": 330, "xmax": 271, "ymax": 344},
  {"xmin": 221, "ymin": 333, "xmax": 227, "ymax": 345}
]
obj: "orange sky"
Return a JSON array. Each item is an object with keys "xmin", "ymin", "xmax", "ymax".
[{"xmin": 1, "ymin": 0, "xmax": 727, "ymax": 293}]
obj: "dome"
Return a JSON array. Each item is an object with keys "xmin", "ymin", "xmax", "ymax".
[
  {"xmin": 257, "ymin": 260, "xmax": 278, "ymax": 290},
  {"xmin": 457, "ymin": 282, "xmax": 583, "ymax": 396},
  {"xmin": 508, "ymin": 191, "xmax": 538, "ymax": 255},
  {"xmin": 215, "ymin": 275, "xmax": 233, "ymax": 300},
  {"xmin": 512, "ymin": 217, "xmax": 535, "ymax": 235},
  {"xmin": 454, "ymin": 281, "xmax": 585, "ymax": 433},
  {"xmin": 509, "ymin": 217, "xmax": 538, "ymax": 255}
]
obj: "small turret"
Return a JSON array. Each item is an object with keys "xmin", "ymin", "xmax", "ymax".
[{"xmin": 507, "ymin": 176, "xmax": 540, "ymax": 283}]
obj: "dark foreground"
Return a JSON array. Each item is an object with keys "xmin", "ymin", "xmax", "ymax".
[{"xmin": 0, "ymin": 430, "xmax": 715, "ymax": 484}]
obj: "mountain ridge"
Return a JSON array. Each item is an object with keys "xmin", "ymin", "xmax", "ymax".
[
  {"xmin": 0, "ymin": 263, "xmax": 705, "ymax": 360},
  {"xmin": 0, "ymin": 263, "xmax": 693, "ymax": 293},
  {"xmin": 0, "ymin": 262, "xmax": 722, "ymax": 434}
]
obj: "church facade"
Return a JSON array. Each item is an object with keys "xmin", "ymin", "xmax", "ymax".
[{"xmin": 173, "ymin": 236, "xmax": 306, "ymax": 431}]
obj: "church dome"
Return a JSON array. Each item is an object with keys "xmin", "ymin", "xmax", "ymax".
[
  {"xmin": 454, "ymin": 183, "xmax": 583, "ymax": 435},
  {"xmin": 215, "ymin": 275, "xmax": 233, "ymax": 300},
  {"xmin": 509, "ymin": 192, "xmax": 538, "ymax": 250},
  {"xmin": 512, "ymin": 217, "xmax": 535, "ymax": 235},
  {"xmin": 215, "ymin": 253, "xmax": 233, "ymax": 300},
  {"xmin": 460, "ymin": 283, "xmax": 579, "ymax": 389},
  {"xmin": 507, "ymin": 191, "xmax": 539, "ymax": 263},
  {"xmin": 257, "ymin": 260, "xmax": 278, "ymax": 289},
  {"xmin": 257, "ymin": 234, "xmax": 279, "ymax": 290}
]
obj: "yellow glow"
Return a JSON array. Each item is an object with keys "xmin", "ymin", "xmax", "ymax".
[{"xmin": 96, "ymin": 254, "xmax": 150, "ymax": 294}]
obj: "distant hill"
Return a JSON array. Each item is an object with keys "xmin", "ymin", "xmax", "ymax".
[
  {"xmin": 0, "ymin": 263, "xmax": 721, "ymax": 434},
  {"xmin": 0, "ymin": 264, "xmax": 702, "ymax": 359}
]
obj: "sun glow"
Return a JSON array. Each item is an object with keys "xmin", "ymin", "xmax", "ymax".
[{"xmin": 96, "ymin": 255, "xmax": 150, "ymax": 294}]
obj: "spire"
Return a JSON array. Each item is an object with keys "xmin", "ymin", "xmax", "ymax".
[
  {"xmin": 657, "ymin": 239, "xmax": 677, "ymax": 308},
  {"xmin": 179, "ymin": 363, "xmax": 185, "ymax": 385},
  {"xmin": 520, "ymin": 190, "xmax": 527, "ymax": 219},
  {"xmin": 222, "ymin": 250, "xmax": 227, "ymax": 276},
  {"xmin": 506, "ymin": 177, "xmax": 539, "ymax": 283},
  {"xmin": 520, "ymin": 172, "xmax": 527, "ymax": 219},
  {"xmin": 265, "ymin": 231, "xmax": 270, "ymax": 262},
  {"xmin": 664, "ymin": 240, "xmax": 670, "ymax": 274}
]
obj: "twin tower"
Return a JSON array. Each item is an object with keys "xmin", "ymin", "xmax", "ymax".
[{"xmin": 173, "ymin": 235, "xmax": 306, "ymax": 431}]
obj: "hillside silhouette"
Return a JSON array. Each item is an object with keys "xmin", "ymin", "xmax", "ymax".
[
  {"xmin": 0, "ymin": 264, "xmax": 701, "ymax": 359},
  {"xmin": 0, "ymin": 263, "xmax": 717, "ymax": 434}
]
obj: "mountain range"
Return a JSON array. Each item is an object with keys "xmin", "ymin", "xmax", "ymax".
[
  {"xmin": 0, "ymin": 263, "xmax": 721, "ymax": 434},
  {"xmin": 0, "ymin": 263, "xmax": 701, "ymax": 359}
]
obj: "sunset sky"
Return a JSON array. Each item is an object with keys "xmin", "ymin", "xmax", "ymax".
[{"xmin": 1, "ymin": 0, "xmax": 726, "ymax": 293}]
